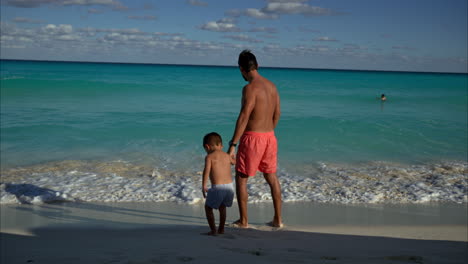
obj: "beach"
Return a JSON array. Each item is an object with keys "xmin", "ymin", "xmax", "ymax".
[
  {"xmin": 1, "ymin": 202, "xmax": 467, "ymax": 264},
  {"xmin": 1, "ymin": 61, "xmax": 467, "ymax": 263}
]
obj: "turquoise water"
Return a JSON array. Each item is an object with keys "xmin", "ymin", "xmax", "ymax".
[{"xmin": 1, "ymin": 60, "xmax": 467, "ymax": 172}]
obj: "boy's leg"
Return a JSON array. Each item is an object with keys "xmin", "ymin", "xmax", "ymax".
[
  {"xmin": 204, "ymin": 205, "xmax": 217, "ymax": 235},
  {"xmin": 263, "ymin": 172, "xmax": 282, "ymax": 227},
  {"xmin": 234, "ymin": 172, "xmax": 249, "ymax": 227},
  {"xmin": 218, "ymin": 205, "xmax": 226, "ymax": 234}
]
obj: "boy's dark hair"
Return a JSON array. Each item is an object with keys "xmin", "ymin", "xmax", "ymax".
[
  {"xmin": 203, "ymin": 132, "xmax": 222, "ymax": 146},
  {"xmin": 238, "ymin": 49, "xmax": 258, "ymax": 72}
]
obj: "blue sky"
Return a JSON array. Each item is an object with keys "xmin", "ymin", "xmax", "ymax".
[{"xmin": 1, "ymin": 0, "xmax": 467, "ymax": 72}]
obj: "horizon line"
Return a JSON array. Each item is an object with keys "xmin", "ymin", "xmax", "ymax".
[{"xmin": 1, "ymin": 58, "xmax": 467, "ymax": 75}]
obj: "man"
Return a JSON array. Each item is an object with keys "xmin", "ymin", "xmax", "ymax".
[{"xmin": 228, "ymin": 50, "xmax": 282, "ymax": 228}]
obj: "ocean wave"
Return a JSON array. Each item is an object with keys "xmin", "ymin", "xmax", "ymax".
[
  {"xmin": 1, "ymin": 76, "xmax": 25, "ymax": 80},
  {"xmin": 1, "ymin": 160, "xmax": 466, "ymax": 205}
]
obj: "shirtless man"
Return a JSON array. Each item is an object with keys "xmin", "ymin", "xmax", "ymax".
[{"xmin": 228, "ymin": 50, "xmax": 282, "ymax": 228}]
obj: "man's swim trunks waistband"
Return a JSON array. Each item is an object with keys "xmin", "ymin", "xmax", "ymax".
[{"xmin": 242, "ymin": 131, "xmax": 275, "ymax": 137}]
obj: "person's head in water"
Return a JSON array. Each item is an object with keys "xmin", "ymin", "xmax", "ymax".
[
  {"xmin": 381, "ymin": 94, "xmax": 387, "ymax": 101},
  {"xmin": 238, "ymin": 50, "xmax": 258, "ymax": 81}
]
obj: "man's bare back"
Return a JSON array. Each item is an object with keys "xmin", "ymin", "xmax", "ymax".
[
  {"xmin": 230, "ymin": 72, "xmax": 281, "ymax": 144},
  {"xmin": 243, "ymin": 76, "xmax": 280, "ymax": 133}
]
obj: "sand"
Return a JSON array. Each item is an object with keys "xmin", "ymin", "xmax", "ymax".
[{"xmin": 1, "ymin": 202, "xmax": 467, "ymax": 264}]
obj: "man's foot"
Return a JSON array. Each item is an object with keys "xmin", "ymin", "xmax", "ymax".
[
  {"xmin": 202, "ymin": 231, "xmax": 217, "ymax": 236},
  {"xmin": 266, "ymin": 220, "xmax": 283, "ymax": 228},
  {"xmin": 230, "ymin": 219, "xmax": 248, "ymax": 228},
  {"xmin": 217, "ymin": 228, "xmax": 224, "ymax": 234}
]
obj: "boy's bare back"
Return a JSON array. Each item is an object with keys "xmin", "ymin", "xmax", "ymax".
[{"xmin": 205, "ymin": 150, "xmax": 234, "ymax": 185}]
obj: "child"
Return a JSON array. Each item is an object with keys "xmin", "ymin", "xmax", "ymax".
[{"xmin": 202, "ymin": 132, "xmax": 235, "ymax": 235}]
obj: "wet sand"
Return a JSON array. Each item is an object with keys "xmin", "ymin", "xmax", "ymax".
[{"xmin": 1, "ymin": 202, "xmax": 467, "ymax": 263}]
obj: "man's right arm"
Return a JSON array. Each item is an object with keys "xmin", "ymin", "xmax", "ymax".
[{"xmin": 228, "ymin": 85, "xmax": 256, "ymax": 156}]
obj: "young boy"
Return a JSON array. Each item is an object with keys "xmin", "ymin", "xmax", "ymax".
[{"xmin": 202, "ymin": 132, "xmax": 235, "ymax": 236}]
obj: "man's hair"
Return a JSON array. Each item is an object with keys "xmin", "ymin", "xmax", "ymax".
[
  {"xmin": 203, "ymin": 132, "xmax": 222, "ymax": 146},
  {"xmin": 238, "ymin": 49, "xmax": 258, "ymax": 72}
]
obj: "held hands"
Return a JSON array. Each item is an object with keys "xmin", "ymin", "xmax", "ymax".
[
  {"xmin": 228, "ymin": 145, "xmax": 237, "ymax": 165},
  {"xmin": 228, "ymin": 140, "xmax": 237, "ymax": 163},
  {"xmin": 228, "ymin": 145, "xmax": 236, "ymax": 157}
]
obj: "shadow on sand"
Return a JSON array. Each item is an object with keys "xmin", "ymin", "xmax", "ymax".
[
  {"xmin": 1, "ymin": 201, "xmax": 467, "ymax": 264},
  {"xmin": 1, "ymin": 224, "xmax": 467, "ymax": 264}
]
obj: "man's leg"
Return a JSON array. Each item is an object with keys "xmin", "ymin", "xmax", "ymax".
[
  {"xmin": 218, "ymin": 205, "xmax": 226, "ymax": 234},
  {"xmin": 235, "ymin": 171, "xmax": 249, "ymax": 227},
  {"xmin": 204, "ymin": 205, "xmax": 217, "ymax": 235},
  {"xmin": 263, "ymin": 172, "xmax": 282, "ymax": 227}
]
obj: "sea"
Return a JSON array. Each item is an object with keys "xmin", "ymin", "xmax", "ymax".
[{"xmin": 1, "ymin": 60, "xmax": 467, "ymax": 205}]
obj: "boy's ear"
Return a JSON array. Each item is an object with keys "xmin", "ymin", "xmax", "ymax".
[{"xmin": 204, "ymin": 144, "xmax": 211, "ymax": 150}]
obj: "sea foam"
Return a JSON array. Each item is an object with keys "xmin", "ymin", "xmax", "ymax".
[{"xmin": 1, "ymin": 160, "xmax": 466, "ymax": 205}]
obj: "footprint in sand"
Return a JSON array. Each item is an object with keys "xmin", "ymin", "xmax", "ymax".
[
  {"xmin": 177, "ymin": 256, "xmax": 194, "ymax": 262},
  {"xmin": 384, "ymin": 255, "xmax": 424, "ymax": 263}
]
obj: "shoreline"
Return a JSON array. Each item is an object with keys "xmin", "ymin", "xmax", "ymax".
[{"xmin": 1, "ymin": 202, "xmax": 467, "ymax": 263}]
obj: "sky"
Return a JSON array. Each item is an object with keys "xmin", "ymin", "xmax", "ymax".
[{"xmin": 0, "ymin": 0, "xmax": 467, "ymax": 73}]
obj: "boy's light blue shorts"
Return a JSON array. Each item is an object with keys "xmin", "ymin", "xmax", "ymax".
[{"xmin": 205, "ymin": 183, "xmax": 234, "ymax": 209}]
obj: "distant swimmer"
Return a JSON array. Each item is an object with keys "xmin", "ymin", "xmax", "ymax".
[{"xmin": 381, "ymin": 94, "xmax": 387, "ymax": 101}]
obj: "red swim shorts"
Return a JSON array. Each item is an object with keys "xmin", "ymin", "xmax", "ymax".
[{"xmin": 235, "ymin": 131, "xmax": 277, "ymax": 176}]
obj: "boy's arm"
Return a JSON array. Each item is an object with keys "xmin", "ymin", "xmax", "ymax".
[{"xmin": 202, "ymin": 155, "xmax": 211, "ymax": 198}]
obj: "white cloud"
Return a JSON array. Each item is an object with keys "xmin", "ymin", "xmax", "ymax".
[
  {"xmin": 127, "ymin": 15, "xmax": 157, "ymax": 21},
  {"xmin": 0, "ymin": 22, "xmax": 83, "ymax": 45},
  {"xmin": 3, "ymin": 0, "xmax": 55, "ymax": 8},
  {"xmin": 4, "ymin": 0, "xmax": 128, "ymax": 10},
  {"xmin": 227, "ymin": 1, "xmax": 334, "ymax": 20},
  {"xmin": 200, "ymin": 19, "xmax": 240, "ymax": 32},
  {"xmin": 40, "ymin": 24, "xmax": 83, "ymax": 42},
  {"xmin": 248, "ymin": 27, "xmax": 278, "ymax": 33},
  {"xmin": 264, "ymin": 2, "xmax": 332, "ymax": 16},
  {"xmin": 1, "ymin": 22, "xmax": 228, "ymax": 59},
  {"xmin": 12, "ymin": 17, "xmax": 44, "ymax": 24},
  {"xmin": 226, "ymin": 8, "xmax": 279, "ymax": 20},
  {"xmin": 187, "ymin": 0, "xmax": 207, "ymax": 7},
  {"xmin": 314, "ymin": 36, "xmax": 338, "ymax": 42},
  {"xmin": 41, "ymin": 24, "xmax": 73, "ymax": 35},
  {"xmin": 224, "ymin": 34, "xmax": 263, "ymax": 43},
  {"xmin": 245, "ymin": 8, "xmax": 279, "ymax": 19},
  {"xmin": 61, "ymin": 0, "xmax": 116, "ymax": 5},
  {"xmin": 56, "ymin": 34, "xmax": 80, "ymax": 41},
  {"xmin": 78, "ymin": 27, "xmax": 146, "ymax": 35}
]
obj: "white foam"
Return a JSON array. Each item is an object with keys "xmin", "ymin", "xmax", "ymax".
[
  {"xmin": 1, "ymin": 76, "xmax": 24, "ymax": 80},
  {"xmin": 1, "ymin": 160, "xmax": 466, "ymax": 205}
]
